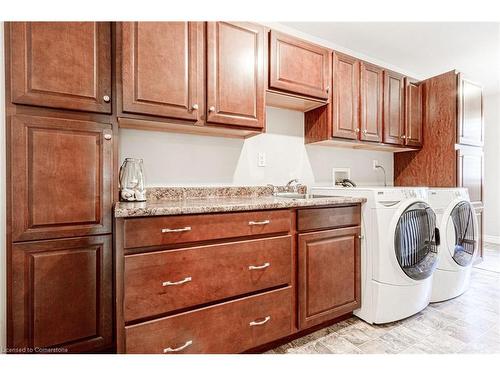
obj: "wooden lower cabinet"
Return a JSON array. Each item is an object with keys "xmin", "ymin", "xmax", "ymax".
[
  {"xmin": 298, "ymin": 226, "xmax": 361, "ymax": 329},
  {"xmin": 116, "ymin": 205, "xmax": 362, "ymax": 353},
  {"xmin": 125, "ymin": 287, "xmax": 293, "ymax": 354},
  {"xmin": 124, "ymin": 236, "xmax": 292, "ymax": 322},
  {"xmin": 10, "ymin": 235, "xmax": 113, "ymax": 352}
]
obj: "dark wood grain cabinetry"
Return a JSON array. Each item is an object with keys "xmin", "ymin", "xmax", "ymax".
[
  {"xmin": 383, "ymin": 70, "xmax": 405, "ymax": 145},
  {"xmin": 404, "ymin": 78, "xmax": 423, "ymax": 147},
  {"xmin": 360, "ymin": 62, "xmax": 383, "ymax": 142},
  {"xmin": 10, "ymin": 236, "xmax": 112, "ymax": 352},
  {"xmin": 269, "ymin": 31, "xmax": 331, "ymax": 100},
  {"xmin": 6, "ymin": 22, "xmax": 114, "ymax": 353},
  {"xmin": 10, "ymin": 115, "xmax": 113, "ymax": 242},
  {"xmin": 10, "ymin": 22, "xmax": 112, "ymax": 113},
  {"xmin": 125, "ymin": 287, "xmax": 293, "ymax": 354},
  {"xmin": 298, "ymin": 226, "xmax": 361, "ymax": 329},
  {"xmin": 206, "ymin": 22, "xmax": 265, "ymax": 129},
  {"xmin": 118, "ymin": 21, "xmax": 266, "ymax": 135},
  {"xmin": 115, "ymin": 204, "xmax": 361, "ymax": 353},
  {"xmin": 394, "ymin": 70, "xmax": 484, "ymax": 259},
  {"xmin": 331, "ymin": 52, "xmax": 360, "ymax": 140},
  {"xmin": 121, "ymin": 22, "xmax": 204, "ymax": 121}
]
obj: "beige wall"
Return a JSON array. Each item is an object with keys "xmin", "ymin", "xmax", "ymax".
[
  {"xmin": 484, "ymin": 92, "xmax": 500, "ymax": 242},
  {"xmin": 120, "ymin": 107, "xmax": 394, "ymax": 188}
]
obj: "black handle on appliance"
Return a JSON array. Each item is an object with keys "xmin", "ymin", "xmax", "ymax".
[{"xmin": 434, "ymin": 227, "xmax": 440, "ymax": 247}]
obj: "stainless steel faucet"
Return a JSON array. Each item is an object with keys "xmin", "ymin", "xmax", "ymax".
[{"xmin": 285, "ymin": 179, "xmax": 300, "ymax": 192}]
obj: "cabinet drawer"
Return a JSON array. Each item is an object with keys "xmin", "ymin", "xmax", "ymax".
[
  {"xmin": 123, "ymin": 210, "xmax": 291, "ymax": 249},
  {"xmin": 125, "ymin": 286, "xmax": 293, "ymax": 353},
  {"xmin": 124, "ymin": 235, "xmax": 292, "ymax": 321},
  {"xmin": 297, "ymin": 205, "xmax": 361, "ymax": 232}
]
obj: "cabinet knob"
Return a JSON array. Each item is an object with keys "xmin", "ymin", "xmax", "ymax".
[
  {"xmin": 326, "ymin": 86, "xmax": 330, "ymax": 94},
  {"xmin": 358, "ymin": 234, "xmax": 364, "ymax": 239},
  {"xmin": 401, "ymin": 135, "xmax": 406, "ymax": 139},
  {"xmin": 104, "ymin": 133, "xmax": 112, "ymax": 140},
  {"xmin": 103, "ymin": 95, "xmax": 111, "ymax": 103},
  {"xmin": 363, "ymin": 130, "xmax": 367, "ymax": 134},
  {"xmin": 355, "ymin": 128, "xmax": 360, "ymax": 133},
  {"xmin": 208, "ymin": 106, "xmax": 216, "ymax": 113},
  {"xmin": 191, "ymin": 104, "xmax": 199, "ymax": 110}
]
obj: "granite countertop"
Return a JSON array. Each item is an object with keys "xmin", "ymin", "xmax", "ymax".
[{"xmin": 115, "ymin": 186, "xmax": 365, "ymax": 218}]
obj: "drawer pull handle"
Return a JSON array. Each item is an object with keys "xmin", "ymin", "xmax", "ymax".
[
  {"xmin": 163, "ymin": 340, "xmax": 193, "ymax": 353},
  {"xmin": 249, "ymin": 316, "xmax": 271, "ymax": 326},
  {"xmin": 248, "ymin": 262, "xmax": 270, "ymax": 270},
  {"xmin": 162, "ymin": 277, "xmax": 192, "ymax": 287},
  {"xmin": 161, "ymin": 226, "xmax": 192, "ymax": 233},
  {"xmin": 248, "ymin": 220, "xmax": 270, "ymax": 226}
]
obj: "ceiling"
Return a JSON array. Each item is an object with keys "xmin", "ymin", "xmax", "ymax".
[{"xmin": 282, "ymin": 22, "xmax": 500, "ymax": 94}]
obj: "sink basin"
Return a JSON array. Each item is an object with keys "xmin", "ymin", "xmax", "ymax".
[{"xmin": 274, "ymin": 192, "xmax": 333, "ymax": 199}]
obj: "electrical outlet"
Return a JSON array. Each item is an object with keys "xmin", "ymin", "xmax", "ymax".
[
  {"xmin": 373, "ymin": 160, "xmax": 379, "ymax": 170},
  {"xmin": 258, "ymin": 152, "xmax": 266, "ymax": 167}
]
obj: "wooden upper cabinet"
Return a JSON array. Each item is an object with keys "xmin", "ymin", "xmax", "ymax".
[
  {"xmin": 269, "ymin": 31, "xmax": 330, "ymax": 100},
  {"xmin": 331, "ymin": 52, "xmax": 360, "ymax": 140},
  {"xmin": 360, "ymin": 62, "xmax": 383, "ymax": 142},
  {"xmin": 298, "ymin": 227, "xmax": 361, "ymax": 330},
  {"xmin": 458, "ymin": 76, "xmax": 483, "ymax": 146},
  {"xmin": 10, "ymin": 236, "xmax": 112, "ymax": 352},
  {"xmin": 10, "ymin": 115, "xmax": 113, "ymax": 242},
  {"xmin": 405, "ymin": 78, "xmax": 423, "ymax": 148},
  {"xmin": 121, "ymin": 22, "xmax": 204, "ymax": 121},
  {"xmin": 383, "ymin": 70, "xmax": 405, "ymax": 145},
  {"xmin": 9, "ymin": 22, "xmax": 111, "ymax": 113},
  {"xmin": 206, "ymin": 22, "xmax": 265, "ymax": 129},
  {"xmin": 457, "ymin": 145, "xmax": 483, "ymax": 205}
]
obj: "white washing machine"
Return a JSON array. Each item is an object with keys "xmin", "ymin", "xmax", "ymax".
[
  {"xmin": 312, "ymin": 186, "xmax": 439, "ymax": 324},
  {"xmin": 428, "ymin": 188, "xmax": 477, "ymax": 302}
]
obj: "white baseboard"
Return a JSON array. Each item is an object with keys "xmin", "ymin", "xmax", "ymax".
[{"xmin": 484, "ymin": 235, "xmax": 500, "ymax": 244}]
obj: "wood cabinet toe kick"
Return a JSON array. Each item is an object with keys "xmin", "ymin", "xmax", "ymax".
[{"xmin": 115, "ymin": 204, "xmax": 362, "ymax": 353}]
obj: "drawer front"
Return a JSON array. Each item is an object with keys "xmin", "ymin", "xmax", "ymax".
[
  {"xmin": 125, "ymin": 286, "xmax": 293, "ymax": 354},
  {"xmin": 123, "ymin": 210, "xmax": 291, "ymax": 249},
  {"xmin": 298, "ymin": 205, "xmax": 361, "ymax": 232},
  {"xmin": 124, "ymin": 236, "xmax": 292, "ymax": 321}
]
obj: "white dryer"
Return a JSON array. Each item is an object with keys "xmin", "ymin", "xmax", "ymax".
[
  {"xmin": 428, "ymin": 188, "xmax": 477, "ymax": 302},
  {"xmin": 312, "ymin": 186, "xmax": 439, "ymax": 324}
]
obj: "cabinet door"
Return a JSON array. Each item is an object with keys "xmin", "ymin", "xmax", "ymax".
[
  {"xmin": 269, "ymin": 31, "xmax": 330, "ymax": 100},
  {"xmin": 360, "ymin": 62, "xmax": 383, "ymax": 142},
  {"xmin": 10, "ymin": 236, "xmax": 112, "ymax": 352},
  {"xmin": 206, "ymin": 22, "xmax": 265, "ymax": 129},
  {"xmin": 298, "ymin": 227, "xmax": 361, "ymax": 330},
  {"xmin": 458, "ymin": 77, "xmax": 483, "ymax": 146},
  {"xmin": 121, "ymin": 22, "xmax": 204, "ymax": 121},
  {"xmin": 331, "ymin": 52, "xmax": 360, "ymax": 140},
  {"xmin": 383, "ymin": 70, "xmax": 405, "ymax": 145},
  {"xmin": 405, "ymin": 78, "xmax": 423, "ymax": 147},
  {"xmin": 9, "ymin": 22, "xmax": 111, "ymax": 113},
  {"xmin": 457, "ymin": 145, "xmax": 483, "ymax": 205},
  {"xmin": 10, "ymin": 115, "xmax": 113, "ymax": 242}
]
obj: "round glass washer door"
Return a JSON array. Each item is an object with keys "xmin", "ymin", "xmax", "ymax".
[
  {"xmin": 394, "ymin": 202, "xmax": 439, "ymax": 280},
  {"xmin": 449, "ymin": 201, "xmax": 476, "ymax": 267}
]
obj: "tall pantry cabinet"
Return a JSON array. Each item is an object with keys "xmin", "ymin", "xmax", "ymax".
[
  {"xmin": 5, "ymin": 22, "xmax": 114, "ymax": 352},
  {"xmin": 394, "ymin": 70, "xmax": 485, "ymax": 259}
]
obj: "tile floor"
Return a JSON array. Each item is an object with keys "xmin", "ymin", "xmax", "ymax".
[{"xmin": 267, "ymin": 246, "xmax": 500, "ymax": 354}]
